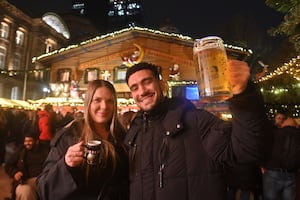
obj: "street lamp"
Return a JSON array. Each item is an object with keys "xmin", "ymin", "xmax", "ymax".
[{"xmin": 43, "ymin": 87, "xmax": 50, "ymax": 98}]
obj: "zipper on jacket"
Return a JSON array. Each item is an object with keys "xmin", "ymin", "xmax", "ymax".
[
  {"xmin": 158, "ymin": 164, "xmax": 165, "ymax": 188},
  {"xmin": 128, "ymin": 133, "xmax": 138, "ymax": 161},
  {"xmin": 143, "ymin": 112, "xmax": 148, "ymax": 132},
  {"xmin": 131, "ymin": 143, "xmax": 137, "ymax": 161},
  {"xmin": 158, "ymin": 137, "xmax": 168, "ymax": 188}
]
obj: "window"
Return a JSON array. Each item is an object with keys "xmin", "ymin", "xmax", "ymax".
[
  {"xmin": 84, "ymin": 68, "xmax": 99, "ymax": 83},
  {"xmin": 0, "ymin": 22, "xmax": 9, "ymax": 38},
  {"xmin": 0, "ymin": 46, "xmax": 6, "ymax": 70},
  {"xmin": 57, "ymin": 68, "xmax": 71, "ymax": 82},
  {"xmin": 15, "ymin": 30, "xmax": 24, "ymax": 46},
  {"xmin": 45, "ymin": 38, "xmax": 56, "ymax": 53},
  {"xmin": 34, "ymin": 66, "xmax": 44, "ymax": 80},
  {"xmin": 113, "ymin": 65, "xmax": 128, "ymax": 83},
  {"xmin": 11, "ymin": 86, "xmax": 19, "ymax": 100},
  {"xmin": 46, "ymin": 44, "xmax": 52, "ymax": 53},
  {"xmin": 13, "ymin": 53, "xmax": 21, "ymax": 70}
]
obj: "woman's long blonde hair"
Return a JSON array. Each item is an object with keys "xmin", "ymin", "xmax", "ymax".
[{"xmin": 81, "ymin": 79, "xmax": 126, "ymax": 170}]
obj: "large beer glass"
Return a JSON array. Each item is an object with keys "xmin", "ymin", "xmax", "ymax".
[{"xmin": 193, "ymin": 36, "xmax": 233, "ymax": 102}]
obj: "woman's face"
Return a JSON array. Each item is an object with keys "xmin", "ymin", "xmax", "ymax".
[{"xmin": 89, "ymin": 86, "xmax": 115, "ymax": 126}]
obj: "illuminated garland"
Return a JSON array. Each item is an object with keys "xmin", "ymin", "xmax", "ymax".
[
  {"xmin": 0, "ymin": 67, "xmax": 51, "ymax": 75},
  {"xmin": 265, "ymin": 104, "xmax": 300, "ymax": 119},
  {"xmin": 257, "ymin": 55, "xmax": 300, "ymax": 82},
  {"xmin": 32, "ymin": 26, "xmax": 252, "ymax": 62}
]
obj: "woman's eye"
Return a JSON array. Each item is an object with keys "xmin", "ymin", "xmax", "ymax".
[{"xmin": 93, "ymin": 98, "xmax": 101, "ymax": 103}]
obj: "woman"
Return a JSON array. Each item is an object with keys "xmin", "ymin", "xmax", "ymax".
[{"xmin": 37, "ymin": 80, "xmax": 129, "ymax": 200}]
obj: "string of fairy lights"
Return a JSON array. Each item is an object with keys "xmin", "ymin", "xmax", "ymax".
[
  {"xmin": 255, "ymin": 55, "xmax": 300, "ymax": 119},
  {"xmin": 0, "ymin": 26, "xmax": 299, "ymax": 118},
  {"xmin": 31, "ymin": 26, "xmax": 252, "ymax": 62},
  {"xmin": 257, "ymin": 55, "xmax": 300, "ymax": 82},
  {"xmin": 0, "ymin": 67, "xmax": 50, "ymax": 75}
]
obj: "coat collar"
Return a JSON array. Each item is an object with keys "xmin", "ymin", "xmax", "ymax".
[{"xmin": 133, "ymin": 97, "xmax": 195, "ymax": 137}]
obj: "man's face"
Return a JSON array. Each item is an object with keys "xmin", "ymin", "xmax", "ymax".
[
  {"xmin": 24, "ymin": 137, "xmax": 36, "ymax": 150},
  {"xmin": 274, "ymin": 114, "xmax": 286, "ymax": 128},
  {"xmin": 127, "ymin": 69, "xmax": 164, "ymax": 112}
]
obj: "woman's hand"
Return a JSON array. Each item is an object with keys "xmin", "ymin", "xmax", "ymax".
[
  {"xmin": 65, "ymin": 141, "xmax": 84, "ymax": 167},
  {"xmin": 14, "ymin": 171, "xmax": 23, "ymax": 181}
]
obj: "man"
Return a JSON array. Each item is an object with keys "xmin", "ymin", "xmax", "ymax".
[
  {"xmin": 5, "ymin": 130, "xmax": 49, "ymax": 200},
  {"xmin": 125, "ymin": 61, "xmax": 270, "ymax": 200},
  {"xmin": 262, "ymin": 117, "xmax": 300, "ymax": 200},
  {"xmin": 274, "ymin": 112, "xmax": 287, "ymax": 128}
]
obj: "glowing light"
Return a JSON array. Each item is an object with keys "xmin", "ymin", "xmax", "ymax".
[
  {"xmin": 32, "ymin": 26, "xmax": 252, "ymax": 62},
  {"xmin": 257, "ymin": 55, "xmax": 300, "ymax": 82}
]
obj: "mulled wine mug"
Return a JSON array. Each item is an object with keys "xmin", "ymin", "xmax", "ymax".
[{"xmin": 84, "ymin": 140, "xmax": 101, "ymax": 165}]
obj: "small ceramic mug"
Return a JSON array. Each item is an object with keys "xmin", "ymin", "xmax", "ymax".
[{"xmin": 84, "ymin": 140, "xmax": 101, "ymax": 165}]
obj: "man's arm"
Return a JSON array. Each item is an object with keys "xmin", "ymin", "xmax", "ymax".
[
  {"xmin": 4, "ymin": 148, "xmax": 23, "ymax": 178},
  {"xmin": 228, "ymin": 82, "xmax": 272, "ymax": 163}
]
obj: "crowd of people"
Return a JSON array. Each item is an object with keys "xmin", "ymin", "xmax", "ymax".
[{"xmin": 0, "ymin": 60, "xmax": 299, "ymax": 200}]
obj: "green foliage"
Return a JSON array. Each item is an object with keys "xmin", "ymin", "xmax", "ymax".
[{"xmin": 266, "ymin": 0, "xmax": 300, "ymax": 52}]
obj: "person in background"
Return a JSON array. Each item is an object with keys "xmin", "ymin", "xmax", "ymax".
[
  {"xmin": 5, "ymin": 128, "xmax": 48, "ymax": 200},
  {"xmin": 36, "ymin": 80, "xmax": 129, "ymax": 200},
  {"xmin": 274, "ymin": 112, "xmax": 287, "ymax": 128},
  {"xmin": 37, "ymin": 104, "xmax": 56, "ymax": 150},
  {"xmin": 262, "ymin": 116, "xmax": 300, "ymax": 200},
  {"xmin": 0, "ymin": 108, "xmax": 6, "ymax": 165},
  {"xmin": 124, "ymin": 61, "xmax": 270, "ymax": 200},
  {"xmin": 225, "ymin": 163, "xmax": 263, "ymax": 200}
]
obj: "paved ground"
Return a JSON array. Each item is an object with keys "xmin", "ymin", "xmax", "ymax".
[{"xmin": 0, "ymin": 164, "xmax": 12, "ymax": 200}]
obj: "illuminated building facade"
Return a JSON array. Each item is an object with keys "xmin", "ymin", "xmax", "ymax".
[
  {"xmin": 107, "ymin": 0, "xmax": 143, "ymax": 29},
  {"xmin": 72, "ymin": 0, "xmax": 86, "ymax": 15},
  {"xmin": 33, "ymin": 27, "xmax": 250, "ymax": 112},
  {"xmin": 0, "ymin": 0, "xmax": 69, "ymax": 100}
]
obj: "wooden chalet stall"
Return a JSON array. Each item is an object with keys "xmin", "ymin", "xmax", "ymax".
[{"xmin": 32, "ymin": 27, "xmax": 251, "ymax": 114}]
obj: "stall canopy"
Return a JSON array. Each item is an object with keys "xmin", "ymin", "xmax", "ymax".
[{"xmin": 0, "ymin": 98, "xmax": 35, "ymax": 109}]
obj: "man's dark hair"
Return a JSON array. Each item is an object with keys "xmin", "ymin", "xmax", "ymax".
[
  {"xmin": 24, "ymin": 127, "xmax": 39, "ymax": 140},
  {"xmin": 126, "ymin": 62, "xmax": 161, "ymax": 83}
]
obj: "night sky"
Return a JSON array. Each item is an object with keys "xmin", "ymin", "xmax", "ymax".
[
  {"xmin": 142, "ymin": 0, "xmax": 283, "ymax": 37},
  {"xmin": 8, "ymin": 0, "xmax": 283, "ymax": 37}
]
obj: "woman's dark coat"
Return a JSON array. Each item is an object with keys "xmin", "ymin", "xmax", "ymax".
[{"xmin": 36, "ymin": 119, "xmax": 129, "ymax": 200}]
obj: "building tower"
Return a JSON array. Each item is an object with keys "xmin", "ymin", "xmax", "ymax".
[
  {"xmin": 72, "ymin": 0, "xmax": 86, "ymax": 15},
  {"xmin": 107, "ymin": 0, "xmax": 143, "ymax": 30}
]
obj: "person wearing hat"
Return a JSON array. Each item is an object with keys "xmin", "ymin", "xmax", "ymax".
[{"xmin": 5, "ymin": 128, "xmax": 49, "ymax": 200}]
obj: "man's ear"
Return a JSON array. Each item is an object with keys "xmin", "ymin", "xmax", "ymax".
[{"xmin": 159, "ymin": 79, "xmax": 168, "ymax": 97}]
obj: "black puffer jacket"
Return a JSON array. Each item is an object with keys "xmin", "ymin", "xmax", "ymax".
[
  {"xmin": 125, "ymin": 83, "xmax": 270, "ymax": 200},
  {"xmin": 36, "ymin": 119, "xmax": 129, "ymax": 200}
]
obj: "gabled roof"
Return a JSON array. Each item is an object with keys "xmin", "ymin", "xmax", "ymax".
[
  {"xmin": 33, "ymin": 26, "xmax": 251, "ymax": 68},
  {"xmin": 33, "ymin": 26, "xmax": 252, "ymax": 83}
]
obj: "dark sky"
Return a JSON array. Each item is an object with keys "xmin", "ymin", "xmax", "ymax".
[
  {"xmin": 142, "ymin": 0, "xmax": 283, "ymax": 37},
  {"xmin": 8, "ymin": 0, "xmax": 283, "ymax": 37}
]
